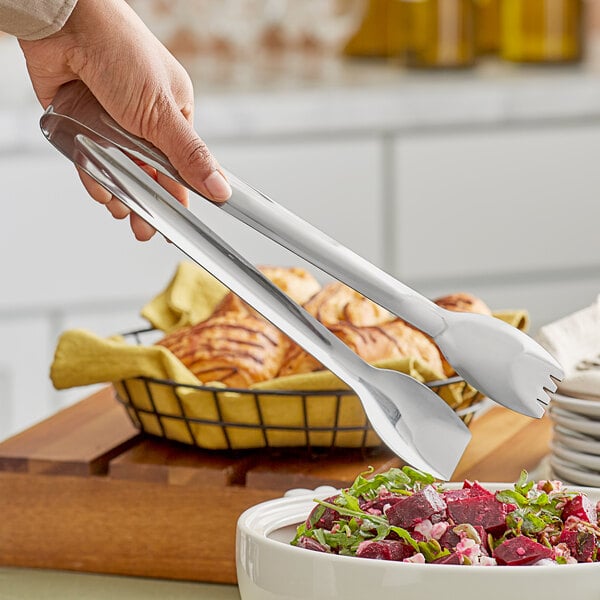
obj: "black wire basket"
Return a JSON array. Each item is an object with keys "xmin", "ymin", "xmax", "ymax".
[{"xmin": 114, "ymin": 328, "xmax": 485, "ymax": 453}]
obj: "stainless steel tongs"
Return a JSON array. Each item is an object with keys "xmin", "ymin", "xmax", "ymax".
[{"xmin": 40, "ymin": 81, "xmax": 560, "ymax": 478}]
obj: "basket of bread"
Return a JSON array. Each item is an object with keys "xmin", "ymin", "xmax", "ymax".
[{"xmin": 50, "ymin": 262, "xmax": 529, "ymax": 451}]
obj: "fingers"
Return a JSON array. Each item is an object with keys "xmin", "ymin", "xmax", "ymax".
[
  {"xmin": 78, "ymin": 168, "xmax": 130, "ymax": 218},
  {"xmin": 129, "ymin": 213, "xmax": 156, "ymax": 241},
  {"xmin": 77, "ymin": 168, "xmax": 112, "ymax": 205},
  {"xmin": 77, "ymin": 167, "xmax": 157, "ymax": 241},
  {"xmin": 106, "ymin": 198, "xmax": 131, "ymax": 220},
  {"xmin": 144, "ymin": 102, "xmax": 232, "ymax": 204},
  {"xmin": 157, "ymin": 171, "xmax": 189, "ymax": 208}
]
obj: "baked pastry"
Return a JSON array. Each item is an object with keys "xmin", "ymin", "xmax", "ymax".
[
  {"xmin": 259, "ymin": 266, "xmax": 321, "ymax": 306},
  {"xmin": 277, "ymin": 342, "xmax": 322, "ymax": 377},
  {"xmin": 211, "ymin": 292, "xmax": 256, "ymax": 319},
  {"xmin": 279, "ymin": 282, "xmax": 393, "ymax": 375},
  {"xmin": 278, "ymin": 318, "xmax": 444, "ymax": 377},
  {"xmin": 212, "ymin": 266, "xmax": 322, "ymax": 319},
  {"xmin": 434, "ymin": 292, "xmax": 492, "ymax": 316},
  {"xmin": 303, "ymin": 282, "xmax": 393, "ymax": 327},
  {"xmin": 156, "ymin": 314, "xmax": 288, "ymax": 387}
]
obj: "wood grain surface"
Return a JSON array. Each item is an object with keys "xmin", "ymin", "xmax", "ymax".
[
  {"xmin": 0, "ymin": 386, "xmax": 553, "ymax": 583},
  {"xmin": 0, "ymin": 388, "xmax": 140, "ymax": 476}
]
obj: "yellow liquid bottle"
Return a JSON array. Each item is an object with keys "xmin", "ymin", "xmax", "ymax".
[
  {"xmin": 403, "ymin": 0, "xmax": 475, "ymax": 68},
  {"xmin": 343, "ymin": 0, "xmax": 406, "ymax": 58},
  {"xmin": 501, "ymin": 0, "xmax": 583, "ymax": 63},
  {"xmin": 474, "ymin": 0, "xmax": 500, "ymax": 54}
]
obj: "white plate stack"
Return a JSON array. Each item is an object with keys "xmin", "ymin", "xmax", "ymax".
[{"xmin": 549, "ymin": 393, "xmax": 600, "ymax": 487}]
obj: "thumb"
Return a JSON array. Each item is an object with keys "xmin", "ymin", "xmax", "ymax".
[{"xmin": 148, "ymin": 103, "xmax": 232, "ymax": 203}]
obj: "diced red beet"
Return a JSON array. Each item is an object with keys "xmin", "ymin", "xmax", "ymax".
[
  {"xmin": 305, "ymin": 496, "xmax": 340, "ymax": 530},
  {"xmin": 439, "ymin": 525, "xmax": 489, "ymax": 553},
  {"xmin": 297, "ymin": 536, "xmax": 328, "ymax": 553},
  {"xmin": 442, "ymin": 489, "xmax": 471, "ymax": 503},
  {"xmin": 443, "ymin": 483, "xmax": 492, "ymax": 504},
  {"xmin": 360, "ymin": 489, "xmax": 405, "ymax": 513},
  {"xmin": 446, "ymin": 494, "xmax": 508, "ymax": 536},
  {"xmin": 561, "ymin": 495, "xmax": 598, "ymax": 524},
  {"xmin": 467, "ymin": 481, "xmax": 494, "ymax": 498},
  {"xmin": 559, "ymin": 529, "xmax": 597, "ymax": 562},
  {"xmin": 439, "ymin": 528, "xmax": 461, "ymax": 551},
  {"xmin": 385, "ymin": 485, "xmax": 447, "ymax": 529},
  {"xmin": 411, "ymin": 530, "xmax": 427, "ymax": 543},
  {"xmin": 493, "ymin": 535, "xmax": 554, "ymax": 566},
  {"xmin": 356, "ymin": 540, "xmax": 414, "ymax": 561},
  {"xmin": 433, "ymin": 552, "xmax": 462, "ymax": 565}
]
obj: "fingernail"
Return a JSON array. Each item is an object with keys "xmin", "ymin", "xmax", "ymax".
[{"xmin": 204, "ymin": 170, "xmax": 232, "ymax": 201}]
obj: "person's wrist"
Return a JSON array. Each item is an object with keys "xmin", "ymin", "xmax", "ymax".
[{"xmin": 48, "ymin": 0, "xmax": 113, "ymax": 51}]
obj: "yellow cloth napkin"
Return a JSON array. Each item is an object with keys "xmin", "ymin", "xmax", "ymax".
[
  {"xmin": 51, "ymin": 261, "xmax": 529, "ymax": 449},
  {"xmin": 141, "ymin": 262, "xmax": 228, "ymax": 334}
]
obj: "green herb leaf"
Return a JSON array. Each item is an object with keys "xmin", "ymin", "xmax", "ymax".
[
  {"xmin": 417, "ymin": 539, "xmax": 450, "ymax": 563},
  {"xmin": 496, "ymin": 489, "xmax": 528, "ymax": 507},
  {"xmin": 521, "ymin": 512, "xmax": 547, "ymax": 534},
  {"xmin": 401, "ymin": 466, "xmax": 436, "ymax": 487},
  {"xmin": 515, "ymin": 470, "xmax": 532, "ymax": 495},
  {"xmin": 338, "ymin": 490, "xmax": 362, "ymax": 512},
  {"xmin": 291, "ymin": 522, "xmax": 307, "ymax": 545},
  {"xmin": 389, "ymin": 526, "xmax": 419, "ymax": 551},
  {"xmin": 307, "ymin": 504, "xmax": 327, "ymax": 529},
  {"xmin": 312, "ymin": 528, "xmax": 328, "ymax": 548}
]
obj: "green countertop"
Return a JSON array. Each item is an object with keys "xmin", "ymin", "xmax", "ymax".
[{"xmin": 0, "ymin": 568, "xmax": 241, "ymax": 600}]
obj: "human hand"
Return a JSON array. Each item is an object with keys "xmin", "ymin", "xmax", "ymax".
[{"xmin": 19, "ymin": 0, "xmax": 231, "ymax": 241}]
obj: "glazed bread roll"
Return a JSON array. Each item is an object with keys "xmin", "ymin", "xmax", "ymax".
[
  {"xmin": 277, "ymin": 342, "xmax": 322, "ymax": 377},
  {"xmin": 279, "ymin": 282, "xmax": 394, "ymax": 375},
  {"xmin": 434, "ymin": 292, "xmax": 492, "ymax": 316},
  {"xmin": 212, "ymin": 266, "xmax": 322, "ymax": 319},
  {"xmin": 303, "ymin": 282, "xmax": 393, "ymax": 327},
  {"xmin": 156, "ymin": 314, "xmax": 288, "ymax": 387},
  {"xmin": 211, "ymin": 292, "xmax": 256, "ymax": 319},
  {"xmin": 278, "ymin": 319, "xmax": 444, "ymax": 377},
  {"xmin": 259, "ymin": 266, "xmax": 321, "ymax": 306}
]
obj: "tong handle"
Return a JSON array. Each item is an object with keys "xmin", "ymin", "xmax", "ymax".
[{"xmin": 221, "ymin": 173, "xmax": 446, "ymax": 336}]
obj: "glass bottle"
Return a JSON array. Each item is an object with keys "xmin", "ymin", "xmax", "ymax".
[
  {"xmin": 474, "ymin": 0, "xmax": 500, "ymax": 54},
  {"xmin": 343, "ymin": 0, "xmax": 406, "ymax": 58},
  {"xmin": 501, "ymin": 0, "xmax": 583, "ymax": 63},
  {"xmin": 403, "ymin": 0, "xmax": 475, "ymax": 68}
]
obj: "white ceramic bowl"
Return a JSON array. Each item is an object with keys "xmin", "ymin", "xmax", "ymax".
[{"xmin": 236, "ymin": 484, "xmax": 600, "ymax": 600}]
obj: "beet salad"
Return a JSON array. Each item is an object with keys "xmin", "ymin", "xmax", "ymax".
[{"xmin": 291, "ymin": 467, "xmax": 600, "ymax": 566}]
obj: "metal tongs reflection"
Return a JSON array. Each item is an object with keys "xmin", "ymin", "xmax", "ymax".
[{"xmin": 41, "ymin": 80, "xmax": 561, "ymax": 479}]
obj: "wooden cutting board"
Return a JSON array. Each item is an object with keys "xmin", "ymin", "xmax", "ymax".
[{"xmin": 0, "ymin": 387, "xmax": 552, "ymax": 583}]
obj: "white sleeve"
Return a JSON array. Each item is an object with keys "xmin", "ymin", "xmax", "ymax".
[{"xmin": 0, "ymin": 0, "xmax": 78, "ymax": 40}]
